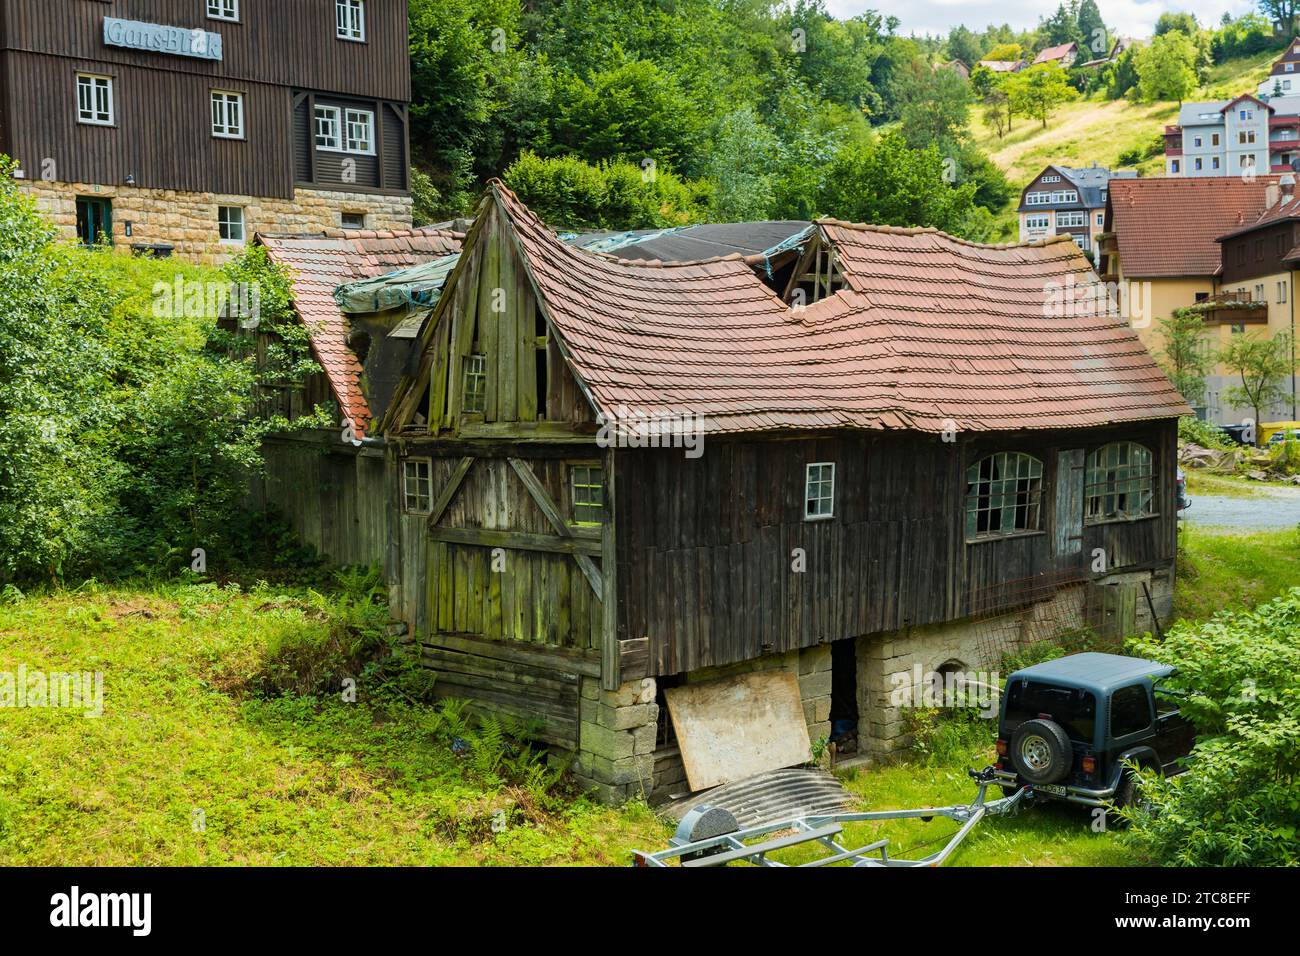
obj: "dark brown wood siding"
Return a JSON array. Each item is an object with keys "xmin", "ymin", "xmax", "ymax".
[
  {"xmin": 0, "ymin": 0, "xmax": 409, "ymax": 100},
  {"xmin": 615, "ymin": 421, "xmax": 1178, "ymax": 677},
  {"xmin": 1221, "ymin": 220, "xmax": 1300, "ymax": 284},
  {"xmin": 0, "ymin": 0, "xmax": 409, "ymax": 197}
]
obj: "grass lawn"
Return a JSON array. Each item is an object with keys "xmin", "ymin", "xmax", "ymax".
[
  {"xmin": 1182, "ymin": 470, "xmax": 1268, "ymax": 499},
  {"xmin": 0, "ymin": 583, "xmax": 669, "ymax": 866},
  {"xmin": 1174, "ymin": 525, "xmax": 1300, "ymax": 624}
]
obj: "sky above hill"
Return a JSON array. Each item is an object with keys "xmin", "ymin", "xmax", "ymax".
[{"xmin": 824, "ymin": 0, "xmax": 1259, "ymax": 40}]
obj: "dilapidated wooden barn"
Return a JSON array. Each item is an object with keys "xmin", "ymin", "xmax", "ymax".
[{"xmin": 360, "ymin": 181, "xmax": 1189, "ymax": 803}]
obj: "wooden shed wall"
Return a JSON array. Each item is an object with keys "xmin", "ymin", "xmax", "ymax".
[{"xmin": 615, "ymin": 421, "xmax": 1179, "ymax": 677}]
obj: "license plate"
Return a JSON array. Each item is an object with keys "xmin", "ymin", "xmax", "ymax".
[{"xmin": 1033, "ymin": 783, "xmax": 1067, "ymax": 796}]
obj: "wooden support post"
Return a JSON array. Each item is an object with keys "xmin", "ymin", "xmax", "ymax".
[{"xmin": 601, "ymin": 449, "xmax": 620, "ymax": 691}]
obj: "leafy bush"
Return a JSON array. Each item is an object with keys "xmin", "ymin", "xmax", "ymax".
[
  {"xmin": 1124, "ymin": 589, "xmax": 1300, "ymax": 865},
  {"xmin": 1178, "ymin": 415, "xmax": 1233, "ymax": 449},
  {"xmin": 502, "ymin": 150, "xmax": 706, "ymax": 230}
]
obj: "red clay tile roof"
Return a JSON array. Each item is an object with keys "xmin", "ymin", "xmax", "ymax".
[
  {"xmin": 259, "ymin": 227, "xmax": 463, "ymax": 433},
  {"xmin": 1033, "ymin": 42, "xmax": 1076, "ymax": 64},
  {"xmin": 1108, "ymin": 176, "xmax": 1279, "ymax": 278},
  {"xmin": 491, "ymin": 181, "xmax": 1189, "ymax": 434}
]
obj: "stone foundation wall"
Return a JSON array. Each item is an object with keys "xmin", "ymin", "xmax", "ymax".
[
  {"xmin": 19, "ymin": 179, "xmax": 413, "ymax": 263},
  {"xmin": 573, "ymin": 676, "xmax": 659, "ymax": 806},
  {"xmin": 857, "ymin": 567, "xmax": 1174, "ymax": 756}
]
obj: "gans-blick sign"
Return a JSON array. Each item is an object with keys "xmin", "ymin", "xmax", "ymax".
[{"xmin": 103, "ymin": 17, "xmax": 224, "ymax": 61}]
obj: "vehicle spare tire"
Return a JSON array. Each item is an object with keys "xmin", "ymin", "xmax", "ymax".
[{"xmin": 1010, "ymin": 719, "xmax": 1072, "ymax": 784}]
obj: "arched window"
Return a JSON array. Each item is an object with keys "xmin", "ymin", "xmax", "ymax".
[
  {"xmin": 965, "ymin": 452, "xmax": 1044, "ymax": 539},
  {"xmin": 1085, "ymin": 442, "xmax": 1155, "ymax": 522}
]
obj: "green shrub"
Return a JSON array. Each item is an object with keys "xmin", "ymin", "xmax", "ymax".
[
  {"xmin": 1124, "ymin": 589, "xmax": 1300, "ymax": 865},
  {"xmin": 1178, "ymin": 415, "xmax": 1232, "ymax": 449}
]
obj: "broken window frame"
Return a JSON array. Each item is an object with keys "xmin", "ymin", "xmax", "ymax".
[
  {"xmin": 570, "ymin": 463, "xmax": 604, "ymax": 525},
  {"xmin": 403, "ymin": 458, "xmax": 433, "ymax": 514},
  {"xmin": 462, "ymin": 353, "xmax": 487, "ymax": 414},
  {"xmin": 804, "ymin": 462, "xmax": 835, "ymax": 520},
  {"xmin": 965, "ymin": 452, "xmax": 1044, "ymax": 540},
  {"xmin": 1085, "ymin": 441, "xmax": 1155, "ymax": 524}
]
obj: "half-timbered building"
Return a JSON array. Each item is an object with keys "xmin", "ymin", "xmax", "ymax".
[{"xmin": 368, "ymin": 181, "xmax": 1189, "ymax": 803}]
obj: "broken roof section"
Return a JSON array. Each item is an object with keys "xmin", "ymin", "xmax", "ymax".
[
  {"xmin": 259, "ymin": 226, "xmax": 464, "ymax": 433},
  {"xmin": 432, "ymin": 180, "xmax": 1188, "ymax": 436},
  {"xmin": 332, "ymin": 220, "xmax": 812, "ymax": 318}
]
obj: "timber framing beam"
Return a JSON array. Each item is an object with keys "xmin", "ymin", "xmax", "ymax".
[
  {"xmin": 507, "ymin": 458, "xmax": 603, "ymax": 597},
  {"xmin": 427, "ymin": 456, "xmax": 475, "ymax": 529}
]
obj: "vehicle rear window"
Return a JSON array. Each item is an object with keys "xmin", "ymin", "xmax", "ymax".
[
  {"xmin": 1004, "ymin": 680, "xmax": 1097, "ymax": 742},
  {"xmin": 1110, "ymin": 684, "xmax": 1152, "ymax": 737}
]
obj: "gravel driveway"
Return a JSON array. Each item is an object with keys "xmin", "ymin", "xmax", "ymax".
[{"xmin": 1185, "ymin": 485, "xmax": 1300, "ymax": 529}]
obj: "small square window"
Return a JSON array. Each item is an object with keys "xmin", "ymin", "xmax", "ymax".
[
  {"xmin": 462, "ymin": 354, "xmax": 487, "ymax": 413},
  {"xmin": 403, "ymin": 459, "xmax": 432, "ymax": 514},
  {"xmin": 336, "ymin": 0, "xmax": 366, "ymax": 41},
  {"xmin": 341, "ymin": 212, "xmax": 367, "ymax": 230},
  {"xmin": 211, "ymin": 91, "xmax": 244, "ymax": 139},
  {"xmin": 77, "ymin": 74, "xmax": 113, "ymax": 125},
  {"xmin": 315, "ymin": 106, "xmax": 341, "ymax": 150},
  {"xmin": 805, "ymin": 462, "xmax": 835, "ymax": 520},
  {"xmin": 207, "ymin": 0, "xmax": 239, "ymax": 21},
  {"xmin": 218, "ymin": 206, "xmax": 245, "ymax": 243},
  {"xmin": 571, "ymin": 465, "xmax": 604, "ymax": 524},
  {"xmin": 345, "ymin": 109, "xmax": 375, "ymax": 154}
]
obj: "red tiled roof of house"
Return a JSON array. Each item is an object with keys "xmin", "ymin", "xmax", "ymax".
[
  {"xmin": 1033, "ymin": 41, "xmax": 1076, "ymax": 64},
  {"xmin": 1108, "ymin": 176, "xmax": 1279, "ymax": 278},
  {"xmin": 491, "ymin": 181, "xmax": 1189, "ymax": 434},
  {"xmin": 259, "ymin": 227, "xmax": 463, "ymax": 433}
]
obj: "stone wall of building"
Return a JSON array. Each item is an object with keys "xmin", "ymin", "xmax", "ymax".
[
  {"xmin": 856, "ymin": 567, "xmax": 1174, "ymax": 756},
  {"xmin": 573, "ymin": 676, "xmax": 659, "ymax": 806},
  {"xmin": 19, "ymin": 179, "xmax": 413, "ymax": 263}
]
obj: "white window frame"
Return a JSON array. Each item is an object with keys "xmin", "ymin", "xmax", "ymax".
[
  {"xmin": 336, "ymin": 0, "xmax": 366, "ymax": 41},
  {"xmin": 1024, "ymin": 214, "xmax": 1050, "ymax": 230},
  {"xmin": 218, "ymin": 205, "xmax": 246, "ymax": 244},
  {"xmin": 207, "ymin": 0, "xmax": 239, "ymax": 22},
  {"xmin": 1171, "ymin": 159, "xmax": 1181, "ymax": 173},
  {"xmin": 211, "ymin": 90, "xmax": 245, "ymax": 139},
  {"xmin": 804, "ymin": 462, "xmax": 835, "ymax": 521},
  {"xmin": 77, "ymin": 73, "xmax": 114, "ymax": 126},
  {"xmin": 1095, "ymin": 212, "xmax": 1104, "ymax": 227},
  {"xmin": 462, "ymin": 353, "xmax": 487, "ymax": 414},
  {"xmin": 1025, "ymin": 192, "xmax": 1051, "ymax": 206},
  {"xmin": 1041, "ymin": 174, "xmax": 1061, "ymax": 183},
  {"xmin": 315, "ymin": 105, "xmax": 342, "ymax": 150},
  {"xmin": 1193, "ymin": 136, "xmax": 1202, "ymax": 147},
  {"xmin": 1056, "ymin": 210, "xmax": 1086, "ymax": 228},
  {"xmin": 345, "ymin": 108, "xmax": 376, "ymax": 155},
  {"xmin": 1212, "ymin": 157, "xmax": 1221, "ymax": 170},
  {"xmin": 1193, "ymin": 157, "xmax": 1203, "ymax": 171},
  {"xmin": 403, "ymin": 458, "xmax": 432, "ymax": 515}
]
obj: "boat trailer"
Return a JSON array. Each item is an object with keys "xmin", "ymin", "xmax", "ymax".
[{"xmin": 632, "ymin": 767, "xmax": 1028, "ymax": 867}]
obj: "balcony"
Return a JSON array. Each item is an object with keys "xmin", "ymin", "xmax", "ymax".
[{"xmin": 1187, "ymin": 290, "xmax": 1269, "ymax": 325}]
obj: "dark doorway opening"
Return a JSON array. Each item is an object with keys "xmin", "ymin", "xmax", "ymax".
[
  {"xmin": 76, "ymin": 197, "xmax": 113, "ymax": 247},
  {"xmin": 829, "ymin": 638, "xmax": 858, "ymax": 755}
]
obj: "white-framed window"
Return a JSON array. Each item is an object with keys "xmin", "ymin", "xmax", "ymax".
[
  {"xmin": 207, "ymin": 0, "xmax": 239, "ymax": 21},
  {"xmin": 336, "ymin": 0, "xmax": 365, "ymax": 41},
  {"xmin": 462, "ymin": 353, "xmax": 487, "ymax": 413},
  {"xmin": 218, "ymin": 205, "xmax": 246, "ymax": 243},
  {"xmin": 804, "ymin": 462, "xmax": 835, "ymax": 520},
  {"xmin": 570, "ymin": 464, "xmax": 604, "ymax": 525},
  {"xmin": 1171, "ymin": 159, "xmax": 1181, "ymax": 173},
  {"xmin": 1194, "ymin": 157, "xmax": 1203, "ymax": 171},
  {"xmin": 1193, "ymin": 136, "xmax": 1202, "ymax": 147},
  {"xmin": 1041, "ymin": 174, "xmax": 1061, "ymax": 183},
  {"xmin": 1239, "ymin": 130, "xmax": 1257, "ymax": 145},
  {"xmin": 1289, "ymin": 63, "xmax": 1295, "ymax": 73},
  {"xmin": 1096, "ymin": 212, "xmax": 1104, "ymax": 226},
  {"xmin": 211, "ymin": 91, "xmax": 244, "ymax": 139},
  {"xmin": 1280, "ymin": 281, "xmax": 1289, "ymax": 304},
  {"xmin": 1240, "ymin": 109, "xmax": 1254, "ymax": 120},
  {"xmin": 315, "ymin": 105, "xmax": 341, "ymax": 150},
  {"xmin": 1025, "ymin": 214, "xmax": 1050, "ymax": 229},
  {"xmin": 76, "ymin": 73, "xmax": 113, "ymax": 125},
  {"xmin": 1053, "ymin": 190, "xmax": 1079, "ymax": 203},
  {"xmin": 1212, "ymin": 157, "xmax": 1221, "ymax": 170},
  {"xmin": 1212, "ymin": 133, "xmax": 1220, "ymax": 146},
  {"xmin": 403, "ymin": 458, "xmax": 432, "ymax": 514},
  {"xmin": 1056, "ymin": 211, "xmax": 1086, "ymax": 228},
  {"xmin": 1256, "ymin": 283, "xmax": 1266, "ymax": 303},
  {"xmin": 1025, "ymin": 192, "xmax": 1051, "ymax": 205},
  {"xmin": 345, "ymin": 109, "xmax": 375, "ymax": 154}
]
